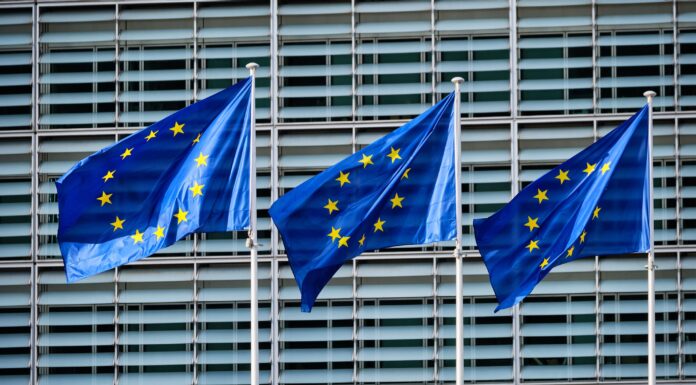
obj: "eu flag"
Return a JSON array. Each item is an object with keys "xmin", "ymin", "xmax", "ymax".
[
  {"xmin": 58, "ymin": 78, "xmax": 252, "ymax": 282},
  {"xmin": 269, "ymin": 94, "xmax": 457, "ymax": 311},
  {"xmin": 474, "ymin": 106, "xmax": 650, "ymax": 311}
]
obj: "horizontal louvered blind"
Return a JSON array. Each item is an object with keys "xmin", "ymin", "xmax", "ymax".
[
  {"xmin": 436, "ymin": 36, "xmax": 511, "ymax": 116},
  {"xmin": 0, "ymin": 138, "xmax": 32, "ymax": 260},
  {"xmin": 277, "ymin": 2, "xmax": 350, "ymax": 122},
  {"xmin": 597, "ymin": 30, "xmax": 675, "ymax": 113},
  {"xmin": 599, "ymin": 255, "xmax": 680, "ymax": 378},
  {"xmin": 198, "ymin": 2, "xmax": 271, "ymax": 122},
  {"xmin": 518, "ymin": 34, "xmax": 593, "ymax": 115},
  {"xmin": 0, "ymin": 269, "xmax": 31, "ymax": 385},
  {"xmin": 39, "ymin": 6, "xmax": 116, "ymax": 129},
  {"xmin": 0, "ymin": 7, "xmax": 32, "ymax": 131},
  {"xmin": 461, "ymin": 123, "xmax": 511, "ymax": 247},
  {"xmin": 279, "ymin": 261, "xmax": 352, "ymax": 385},
  {"xmin": 356, "ymin": 38, "xmax": 432, "ymax": 120},
  {"xmin": 37, "ymin": 269, "xmax": 115, "ymax": 385},
  {"xmin": 438, "ymin": 259, "xmax": 514, "ymax": 381},
  {"xmin": 279, "ymin": 41, "xmax": 351, "ymax": 122},
  {"xmin": 197, "ymin": 263, "xmax": 272, "ymax": 384}
]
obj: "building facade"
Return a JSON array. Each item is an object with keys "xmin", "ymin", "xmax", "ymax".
[{"xmin": 0, "ymin": 0, "xmax": 695, "ymax": 384}]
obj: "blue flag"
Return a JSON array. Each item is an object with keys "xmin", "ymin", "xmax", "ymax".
[
  {"xmin": 269, "ymin": 94, "xmax": 457, "ymax": 311},
  {"xmin": 474, "ymin": 106, "xmax": 651, "ymax": 311},
  {"xmin": 58, "ymin": 78, "xmax": 252, "ymax": 282}
]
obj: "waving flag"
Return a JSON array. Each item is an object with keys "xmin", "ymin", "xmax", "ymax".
[
  {"xmin": 474, "ymin": 106, "xmax": 651, "ymax": 311},
  {"xmin": 269, "ymin": 95, "xmax": 457, "ymax": 311},
  {"xmin": 58, "ymin": 78, "xmax": 252, "ymax": 282}
]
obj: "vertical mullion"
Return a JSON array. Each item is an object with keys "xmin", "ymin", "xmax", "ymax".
[
  {"xmin": 673, "ymin": 0, "xmax": 679, "ymax": 111},
  {"xmin": 30, "ymin": 4, "xmax": 39, "ymax": 385},
  {"xmin": 31, "ymin": 261, "xmax": 37, "ymax": 385},
  {"xmin": 675, "ymin": 120, "xmax": 683, "ymax": 377},
  {"xmin": 508, "ymin": 0, "xmax": 521, "ymax": 383},
  {"xmin": 113, "ymin": 267, "xmax": 119, "ymax": 385},
  {"xmin": 31, "ymin": 3, "xmax": 38, "ymax": 135},
  {"xmin": 192, "ymin": 0, "xmax": 199, "ymax": 258},
  {"xmin": 595, "ymin": 254, "xmax": 601, "ymax": 380},
  {"xmin": 115, "ymin": 3, "xmax": 120, "ymax": 129},
  {"xmin": 270, "ymin": 0, "xmax": 279, "ymax": 127},
  {"xmin": 593, "ymin": 118, "xmax": 600, "ymax": 380},
  {"xmin": 591, "ymin": 0, "xmax": 598, "ymax": 114},
  {"xmin": 270, "ymin": 258, "xmax": 279, "ymax": 385},
  {"xmin": 192, "ymin": 1, "xmax": 198, "ymax": 105},
  {"xmin": 430, "ymin": 0, "xmax": 436, "ymax": 105},
  {"xmin": 351, "ymin": 0, "xmax": 357, "ymax": 121},
  {"xmin": 270, "ymin": 0, "xmax": 279, "ymax": 258},
  {"xmin": 563, "ymin": 33, "xmax": 569, "ymax": 114},
  {"xmin": 192, "ymin": 262, "xmax": 198, "ymax": 385},
  {"xmin": 431, "ymin": 256, "xmax": 438, "ymax": 382},
  {"xmin": 677, "ymin": 248, "xmax": 684, "ymax": 378},
  {"xmin": 352, "ymin": 258, "xmax": 358, "ymax": 384},
  {"xmin": 269, "ymin": 4, "xmax": 280, "ymax": 384}
]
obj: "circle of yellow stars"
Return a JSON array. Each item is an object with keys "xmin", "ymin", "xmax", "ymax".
[
  {"xmin": 525, "ymin": 159, "xmax": 612, "ymax": 270},
  {"xmin": 323, "ymin": 145, "xmax": 410, "ymax": 250},
  {"xmin": 97, "ymin": 121, "xmax": 210, "ymax": 245}
]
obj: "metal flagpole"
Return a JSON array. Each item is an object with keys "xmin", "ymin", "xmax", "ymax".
[
  {"xmin": 644, "ymin": 90, "xmax": 656, "ymax": 385},
  {"xmin": 246, "ymin": 62, "xmax": 260, "ymax": 385},
  {"xmin": 451, "ymin": 77, "xmax": 464, "ymax": 385}
]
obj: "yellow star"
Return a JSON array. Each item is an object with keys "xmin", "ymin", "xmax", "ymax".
[
  {"xmin": 387, "ymin": 147, "xmax": 402, "ymax": 163},
  {"xmin": 194, "ymin": 152, "xmax": 209, "ymax": 167},
  {"xmin": 593, "ymin": 206, "xmax": 601, "ymax": 220},
  {"xmin": 358, "ymin": 154, "xmax": 374, "ymax": 168},
  {"xmin": 601, "ymin": 162, "xmax": 611, "ymax": 175},
  {"xmin": 131, "ymin": 229, "xmax": 144, "ymax": 244},
  {"xmin": 120, "ymin": 147, "xmax": 133, "ymax": 160},
  {"xmin": 102, "ymin": 170, "xmax": 115, "ymax": 182},
  {"xmin": 327, "ymin": 226, "xmax": 342, "ymax": 242},
  {"xmin": 580, "ymin": 230, "xmax": 587, "ymax": 243},
  {"xmin": 170, "ymin": 122, "xmax": 185, "ymax": 136},
  {"xmin": 533, "ymin": 189, "xmax": 549, "ymax": 204},
  {"xmin": 110, "ymin": 216, "xmax": 125, "ymax": 231},
  {"xmin": 336, "ymin": 171, "xmax": 350, "ymax": 187},
  {"xmin": 555, "ymin": 169, "xmax": 570, "ymax": 184},
  {"xmin": 145, "ymin": 130, "xmax": 158, "ymax": 141},
  {"xmin": 583, "ymin": 162, "xmax": 597, "ymax": 175},
  {"xmin": 97, "ymin": 191, "xmax": 112, "ymax": 206},
  {"xmin": 373, "ymin": 217, "xmax": 385, "ymax": 232},
  {"xmin": 324, "ymin": 198, "xmax": 339, "ymax": 215},
  {"xmin": 401, "ymin": 168, "xmax": 411, "ymax": 180},
  {"xmin": 358, "ymin": 234, "xmax": 366, "ymax": 246},
  {"xmin": 192, "ymin": 133, "xmax": 201, "ymax": 145},
  {"xmin": 338, "ymin": 236, "xmax": 350, "ymax": 248},
  {"xmin": 153, "ymin": 225, "xmax": 165, "ymax": 240},
  {"xmin": 526, "ymin": 239, "xmax": 539, "ymax": 253},
  {"xmin": 539, "ymin": 258, "xmax": 549, "ymax": 269},
  {"xmin": 174, "ymin": 208, "xmax": 189, "ymax": 224},
  {"xmin": 189, "ymin": 181, "xmax": 204, "ymax": 197},
  {"xmin": 566, "ymin": 245, "xmax": 575, "ymax": 258},
  {"xmin": 524, "ymin": 216, "xmax": 539, "ymax": 232},
  {"xmin": 390, "ymin": 193, "xmax": 404, "ymax": 209}
]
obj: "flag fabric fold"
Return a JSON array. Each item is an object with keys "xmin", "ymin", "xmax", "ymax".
[
  {"xmin": 58, "ymin": 78, "xmax": 252, "ymax": 282},
  {"xmin": 474, "ymin": 106, "xmax": 651, "ymax": 311},
  {"xmin": 270, "ymin": 94, "xmax": 458, "ymax": 312}
]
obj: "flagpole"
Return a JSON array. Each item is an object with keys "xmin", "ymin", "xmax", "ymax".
[
  {"xmin": 246, "ymin": 62, "xmax": 260, "ymax": 385},
  {"xmin": 644, "ymin": 90, "xmax": 656, "ymax": 385},
  {"xmin": 451, "ymin": 76, "xmax": 464, "ymax": 385}
]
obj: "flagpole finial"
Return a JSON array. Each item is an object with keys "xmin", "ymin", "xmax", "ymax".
[
  {"xmin": 451, "ymin": 77, "xmax": 464, "ymax": 85},
  {"xmin": 643, "ymin": 90, "xmax": 657, "ymax": 101},
  {"xmin": 246, "ymin": 62, "xmax": 259, "ymax": 75}
]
